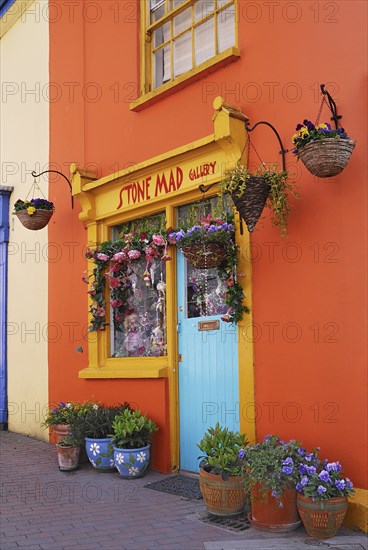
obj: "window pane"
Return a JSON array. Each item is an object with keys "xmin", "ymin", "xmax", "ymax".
[
  {"xmin": 218, "ymin": 4, "xmax": 236, "ymax": 52},
  {"xmin": 153, "ymin": 22, "xmax": 170, "ymax": 47},
  {"xmin": 172, "ymin": 0, "xmax": 186, "ymax": 8},
  {"xmin": 194, "ymin": 18, "xmax": 215, "ymax": 65},
  {"xmin": 150, "ymin": 0, "xmax": 165, "ymax": 24},
  {"xmin": 187, "ymin": 265, "xmax": 228, "ymax": 318},
  {"xmin": 111, "ymin": 259, "xmax": 167, "ymax": 357},
  {"xmin": 173, "ymin": 7, "xmax": 191, "ymax": 35},
  {"xmin": 154, "ymin": 44, "xmax": 171, "ymax": 87},
  {"xmin": 111, "ymin": 213, "xmax": 167, "ymax": 358},
  {"xmin": 174, "ymin": 31, "xmax": 192, "ymax": 76},
  {"xmin": 194, "ymin": 0, "xmax": 214, "ymax": 22}
]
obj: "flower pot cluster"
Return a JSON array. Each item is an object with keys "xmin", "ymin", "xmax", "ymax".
[
  {"xmin": 43, "ymin": 401, "xmax": 157, "ymax": 478},
  {"xmin": 197, "ymin": 429, "xmax": 354, "ymax": 540}
]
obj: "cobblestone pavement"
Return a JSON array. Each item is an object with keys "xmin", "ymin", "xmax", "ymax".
[{"xmin": 1, "ymin": 432, "xmax": 366, "ymax": 550}]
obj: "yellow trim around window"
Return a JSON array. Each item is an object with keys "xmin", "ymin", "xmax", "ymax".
[{"xmin": 133, "ymin": 0, "xmax": 239, "ymax": 111}]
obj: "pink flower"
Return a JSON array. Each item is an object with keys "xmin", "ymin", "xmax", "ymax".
[
  {"xmin": 96, "ymin": 252, "xmax": 109, "ymax": 261},
  {"xmin": 144, "ymin": 246, "xmax": 158, "ymax": 259},
  {"xmin": 161, "ymin": 253, "xmax": 171, "ymax": 262},
  {"xmin": 152, "ymin": 233, "xmax": 165, "ymax": 246},
  {"xmin": 113, "ymin": 251, "xmax": 127, "ymax": 262},
  {"xmin": 128, "ymin": 249, "xmax": 141, "ymax": 260},
  {"xmin": 111, "ymin": 299, "xmax": 123, "ymax": 308},
  {"xmin": 97, "ymin": 307, "xmax": 105, "ymax": 317},
  {"xmin": 111, "ymin": 263, "xmax": 122, "ymax": 272},
  {"xmin": 109, "ymin": 277, "xmax": 120, "ymax": 288}
]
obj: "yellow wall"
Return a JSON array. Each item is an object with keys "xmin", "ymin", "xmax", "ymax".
[{"xmin": 0, "ymin": 1, "xmax": 49, "ymax": 439}]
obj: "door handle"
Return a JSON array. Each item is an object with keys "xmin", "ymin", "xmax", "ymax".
[{"xmin": 177, "ymin": 320, "xmax": 182, "ymax": 333}]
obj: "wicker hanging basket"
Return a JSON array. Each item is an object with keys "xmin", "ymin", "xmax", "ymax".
[
  {"xmin": 16, "ymin": 209, "xmax": 54, "ymax": 230},
  {"xmin": 181, "ymin": 242, "xmax": 227, "ymax": 269},
  {"xmin": 231, "ymin": 176, "xmax": 271, "ymax": 233},
  {"xmin": 297, "ymin": 138, "xmax": 356, "ymax": 178}
]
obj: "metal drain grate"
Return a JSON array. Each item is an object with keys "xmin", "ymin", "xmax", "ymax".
[{"xmin": 199, "ymin": 512, "xmax": 250, "ymax": 532}]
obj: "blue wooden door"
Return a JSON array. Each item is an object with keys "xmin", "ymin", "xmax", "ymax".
[{"xmin": 177, "ymin": 250, "xmax": 240, "ymax": 472}]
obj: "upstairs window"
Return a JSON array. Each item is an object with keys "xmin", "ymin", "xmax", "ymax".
[{"xmin": 144, "ymin": 0, "xmax": 237, "ymax": 92}]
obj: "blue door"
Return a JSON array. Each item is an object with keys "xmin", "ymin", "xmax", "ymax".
[{"xmin": 177, "ymin": 247, "xmax": 240, "ymax": 472}]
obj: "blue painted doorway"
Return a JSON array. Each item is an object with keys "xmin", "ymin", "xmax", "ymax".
[{"xmin": 177, "ymin": 202, "xmax": 240, "ymax": 472}]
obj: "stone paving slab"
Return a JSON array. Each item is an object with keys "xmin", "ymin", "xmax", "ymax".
[{"xmin": 1, "ymin": 432, "xmax": 366, "ymax": 550}]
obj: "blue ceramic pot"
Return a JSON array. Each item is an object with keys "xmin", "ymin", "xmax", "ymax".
[
  {"xmin": 114, "ymin": 444, "xmax": 150, "ymax": 478},
  {"xmin": 85, "ymin": 437, "xmax": 115, "ymax": 471}
]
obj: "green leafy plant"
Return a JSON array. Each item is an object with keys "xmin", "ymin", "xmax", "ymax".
[
  {"xmin": 197, "ymin": 423, "xmax": 248, "ymax": 479},
  {"xmin": 69, "ymin": 402, "xmax": 131, "ymax": 441},
  {"xmin": 110, "ymin": 408, "xmax": 158, "ymax": 449},
  {"xmin": 220, "ymin": 163, "xmax": 299, "ymax": 237},
  {"xmin": 239, "ymin": 434, "xmax": 318, "ymax": 501},
  {"xmin": 42, "ymin": 401, "xmax": 80, "ymax": 428},
  {"xmin": 57, "ymin": 435, "xmax": 81, "ymax": 447}
]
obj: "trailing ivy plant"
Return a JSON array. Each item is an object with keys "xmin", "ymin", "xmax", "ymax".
[{"xmin": 220, "ymin": 163, "xmax": 299, "ymax": 237}]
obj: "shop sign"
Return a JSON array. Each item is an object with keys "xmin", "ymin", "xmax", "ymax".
[{"xmin": 116, "ymin": 161, "xmax": 217, "ymax": 209}]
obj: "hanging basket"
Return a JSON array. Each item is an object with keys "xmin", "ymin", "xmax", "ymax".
[
  {"xmin": 16, "ymin": 209, "xmax": 54, "ymax": 230},
  {"xmin": 231, "ymin": 176, "xmax": 270, "ymax": 233},
  {"xmin": 181, "ymin": 242, "xmax": 227, "ymax": 269},
  {"xmin": 297, "ymin": 138, "xmax": 356, "ymax": 178}
]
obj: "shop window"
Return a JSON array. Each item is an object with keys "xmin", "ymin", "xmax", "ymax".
[
  {"xmin": 110, "ymin": 213, "xmax": 167, "ymax": 358},
  {"xmin": 144, "ymin": 0, "xmax": 237, "ymax": 91}
]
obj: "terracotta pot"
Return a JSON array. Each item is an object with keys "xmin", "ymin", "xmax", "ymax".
[
  {"xmin": 56, "ymin": 444, "xmax": 80, "ymax": 471},
  {"xmin": 199, "ymin": 468, "xmax": 246, "ymax": 516},
  {"xmin": 297, "ymin": 494, "xmax": 348, "ymax": 539},
  {"xmin": 248, "ymin": 484, "xmax": 301, "ymax": 532},
  {"xmin": 53, "ymin": 424, "xmax": 71, "ymax": 443}
]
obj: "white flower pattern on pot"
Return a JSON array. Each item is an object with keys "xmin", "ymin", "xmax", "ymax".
[
  {"xmin": 90, "ymin": 443, "xmax": 100, "ymax": 456},
  {"xmin": 129, "ymin": 466, "xmax": 139, "ymax": 476},
  {"xmin": 115, "ymin": 453, "xmax": 125, "ymax": 465},
  {"xmin": 136, "ymin": 452, "xmax": 146, "ymax": 463}
]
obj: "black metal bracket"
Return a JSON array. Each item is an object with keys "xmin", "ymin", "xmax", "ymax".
[
  {"xmin": 320, "ymin": 84, "xmax": 342, "ymax": 129},
  {"xmin": 245, "ymin": 120, "xmax": 288, "ymax": 172},
  {"xmin": 31, "ymin": 170, "xmax": 74, "ymax": 208},
  {"xmin": 198, "ymin": 182, "xmax": 217, "ymax": 194}
]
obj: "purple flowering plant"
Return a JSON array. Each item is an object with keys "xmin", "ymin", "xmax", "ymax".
[
  {"xmin": 170, "ymin": 214, "xmax": 249, "ymax": 324},
  {"xmin": 13, "ymin": 198, "xmax": 54, "ymax": 216},
  {"xmin": 238, "ymin": 435, "xmax": 318, "ymax": 502},
  {"xmin": 296, "ymin": 457, "xmax": 354, "ymax": 501},
  {"xmin": 42, "ymin": 401, "xmax": 79, "ymax": 428},
  {"xmin": 291, "ymin": 120, "xmax": 350, "ymax": 155}
]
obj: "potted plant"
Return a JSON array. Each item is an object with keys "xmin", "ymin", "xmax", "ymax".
[
  {"xmin": 220, "ymin": 163, "xmax": 298, "ymax": 236},
  {"xmin": 296, "ymin": 457, "xmax": 354, "ymax": 539},
  {"xmin": 239, "ymin": 435, "xmax": 317, "ymax": 532},
  {"xmin": 71, "ymin": 402, "xmax": 131, "ymax": 472},
  {"xmin": 110, "ymin": 408, "xmax": 158, "ymax": 478},
  {"xmin": 13, "ymin": 197, "xmax": 54, "ymax": 230},
  {"xmin": 169, "ymin": 215, "xmax": 249, "ymax": 324},
  {"xmin": 292, "ymin": 119, "xmax": 355, "ymax": 178},
  {"xmin": 42, "ymin": 401, "xmax": 79, "ymax": 443},
  {"xmin": 55, "ymin": 435, "xmax": 82, "ymax": 472},
  {"xmin": 197, "ymin": 423, "xmax": 248, "ymax": 516}
]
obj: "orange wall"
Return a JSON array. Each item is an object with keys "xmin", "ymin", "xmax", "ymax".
[{"xmin": 49, "ymin": 1, "xmax": 367, "ymax": 484}]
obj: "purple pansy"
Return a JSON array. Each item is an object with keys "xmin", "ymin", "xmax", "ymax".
[
  {"xmin": 317, "ymin": 485, "xmax": 327, "ymax": 495},
  {"xmin": 319, "ymin": 470, "xmax": 331, "ymax": 483}
]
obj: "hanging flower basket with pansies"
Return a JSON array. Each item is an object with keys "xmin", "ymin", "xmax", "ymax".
[
  {"xmin": 292, "ymin": 120, "xmax": 355, "ymax": 178},
  {"xmin": 13, "ymin": 198, "xmax": 54, "ymax": 230},
  {"xmin": 169, "ymin": 216, "xmax": 233, "ymax": 269}
]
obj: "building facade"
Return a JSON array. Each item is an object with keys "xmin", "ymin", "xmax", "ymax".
[{"xmin": 2, "ymin": 0, "xmax": 367, "ymax": 530}]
